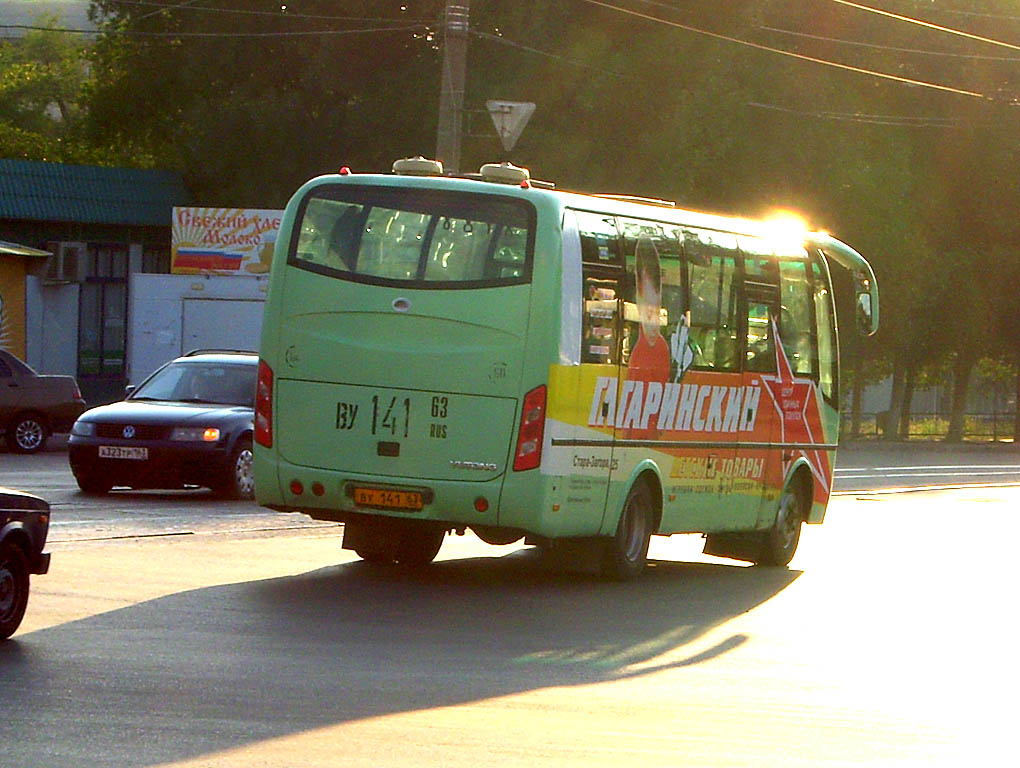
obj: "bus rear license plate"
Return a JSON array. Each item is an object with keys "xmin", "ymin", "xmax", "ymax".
[
  {"xmin": 99, "ymin": 446, "xmax": 148, "ymax": 460},
  {"xmin": 352, "ymin": 487, "xmax": 424, "ymax": 511}
]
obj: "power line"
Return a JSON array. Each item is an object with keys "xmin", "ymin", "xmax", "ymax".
[
  {"xmin": 471, "ymin": 30, "xmax": 628, "ymax": 78},
  {"xmin": 0, "ymin": 22, "xmax": 432, "ymax": 39},
  {"xmin": 747, "ymin": 101, "xmax": 967, "ymax": 127},
  {"xmin": 475, "ymin": 26, "xmax": 980, "ymax": 129},
  {"xmin": 829, "ymin": 0, "xmax": 1020, "ymax": 54},
  {"xmin": 105, "ymin": 0, "xmax": 433, "ymax": 24},
  {"xmin": 134, "ymin": 0, "xmax": 200, "ymax": 24},
  {"xmin": 575, "ymin": 0, "xmax": 989, "ymax": 100},
  {"xmin": 760, "ymin": 25, "xmax": 1020, "ymax": 61}
]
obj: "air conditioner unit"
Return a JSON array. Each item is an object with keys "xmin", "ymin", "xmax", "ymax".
[{"xmin": 42, "ymin": 242, "xmax": 86, "ymax": 284}]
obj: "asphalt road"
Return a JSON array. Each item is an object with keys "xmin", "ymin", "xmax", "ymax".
[
  {"xmin": 1, "ymin": 440, "xmax": 1016, "ymax": 766},
  {"xmin": 833, "ymin": 440, "xmax": 1020, "ymax": 492},
  {"xmin": 5, "ymin": 438, "xmax": 1020, "ymax": 540}
]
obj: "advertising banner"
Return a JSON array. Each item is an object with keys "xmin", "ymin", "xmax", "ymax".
[{"xmin": 171, "ymin": 207, "xmax": 283, "ymax": 275}]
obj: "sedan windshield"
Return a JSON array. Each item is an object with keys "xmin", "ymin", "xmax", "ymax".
[{"xmin": 132, "ymin": 362, "xmax": 256, "ymax": 406}]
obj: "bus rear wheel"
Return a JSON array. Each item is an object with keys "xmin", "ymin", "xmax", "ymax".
[
  {"xmin": 394, "ymin": 526, "xmax": 446, "ymax": 567},
  {"xmin": 346, "ymin": 518, "xmax": 445, "ymax": 567},
  {"xmin": 602, "ymin": 482, "xmax": 653, "ymax": 581}
]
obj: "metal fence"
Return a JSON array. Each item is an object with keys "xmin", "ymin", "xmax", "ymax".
[{"xmin": 842, "ymin": 411, "xmax": 1017, "ymax": 441}]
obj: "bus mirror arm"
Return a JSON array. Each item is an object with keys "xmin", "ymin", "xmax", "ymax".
[{"xmin": 807, "ymin": 233, "xmax": 880, "ymax": 337}]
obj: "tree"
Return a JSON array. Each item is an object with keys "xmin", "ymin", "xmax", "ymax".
[
  {"xmin": 84, "ymin": 0, "xmax": 445, "ymax": 205},
  {"xmin": 0, "ymin": 14, "xmax": 93, "ymax": 162}
]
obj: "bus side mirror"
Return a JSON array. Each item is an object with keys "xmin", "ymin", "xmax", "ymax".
[
  {"xmin": 856, "ymin": 293, "xmax": 872, "ymax": 333},
  {"xmin": 854, "ymin": 276, "xmax": 879, "ymax": 337}
]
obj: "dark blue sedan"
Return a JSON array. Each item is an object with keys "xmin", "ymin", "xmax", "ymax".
[{"xmin": 68, "ymin": 350, "xmax": 257, "ymax": 499}]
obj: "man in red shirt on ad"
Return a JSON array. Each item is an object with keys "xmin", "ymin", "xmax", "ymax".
[{"xmin": 625, "ymin": 237, "xmax": 672, "ymax": 439}]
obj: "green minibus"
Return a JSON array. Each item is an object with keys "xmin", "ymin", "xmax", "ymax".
[{"xmin": 254, "ymin": 157, "xmax": 878, "ymax": 579}]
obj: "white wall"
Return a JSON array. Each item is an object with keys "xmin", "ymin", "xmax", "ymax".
[
  {"xmin": 25, "ymin": 276, "xmax": 79, "ymax": 375},
  {"xmin": 128, "ymin": 273, "xmax": 269, "ymax": 385}
]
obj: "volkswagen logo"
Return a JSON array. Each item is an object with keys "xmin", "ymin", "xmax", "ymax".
[{"xmin": 123, "ymin": 426, "xmax": 136, "ymax": 439}]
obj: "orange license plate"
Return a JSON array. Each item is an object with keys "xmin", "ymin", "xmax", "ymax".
[{"xmin": 352, "ymin": 487, "xmax": 424, "ymax": 511}]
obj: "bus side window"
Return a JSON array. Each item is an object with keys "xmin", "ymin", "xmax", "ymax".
[
  {"xmin": 583, "ymin": 277, "xmax": 619, "ymax": 364},
  {"xmin": 811, "ymin": 257, "xmax": 838, "ymax": 402},
  {"xmin": 778, "ymin": 259, "xmax": 816, "ymax": 376},
  {"xmin": 742, "ymin": 254, "xmax": 780, "ymax": 373},
  {"xmin": 618, "ymin": 218, "xmax": 683, "ymax": 379},
  {"xmin": 744, "ymin": 300, "xmax": 776, "ymax": 372},
  {"xmin": 575, "ymin": 211, "xmax": 622, "ymax": 267},
  {"xmin": 684, "ymin": 229, "xmax": 740, "ymax": 371},
  {"xmin": 575, "ymin": 210, "xmax": 624, "ymax": 365}
]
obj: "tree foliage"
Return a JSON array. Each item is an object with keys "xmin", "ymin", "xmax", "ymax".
[{"xmin": 0, "ymin": 13, "xmax": 96, "ymax": 162}]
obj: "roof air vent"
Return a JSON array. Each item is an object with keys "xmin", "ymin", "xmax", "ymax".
[
  {"xmin": 392, "ymin": 156, "xmax": 444, "ymax": 176},
  {"xmin": 479, "ymin": 162, "xmax": 530, "ymax": 185}
]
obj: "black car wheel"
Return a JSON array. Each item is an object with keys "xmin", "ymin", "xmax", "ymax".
[
  {"xmin": 757, "ymin": 483, "xmax": 806, "ymax": 567},
  {"xmin": 0, "ymin": 542, "xmax": 30, "ymax": 640},
  {"xmin": 393, "ymin": 525, "xmax": 446, "ymax": 567},
  {"xmin": 217, "ymin": 438, "xmax": 254, "ymax": 500},
  {"xmin": 74, "ymin": 470, "xmax": 112, "ymax": 495},
  {"xmin": 6, "ymin": 413, "xmax": 48, "ymax": 454},
  {"xmin": 601, "ymin": 481, "xmax": 654, "ymax": 581}
]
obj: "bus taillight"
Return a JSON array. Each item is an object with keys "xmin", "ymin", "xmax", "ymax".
[
  {"xmin": 255, "ymin": 360, "xmax": 274, "ymax": 448},
  {"xmin": 513, "ymin": 385, "xmax": 547, "ymax": 471}
]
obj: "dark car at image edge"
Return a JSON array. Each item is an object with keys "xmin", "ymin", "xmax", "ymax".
[
  {"xmin": 0, "ymin": 349, "xmax": 86, "ymax": 453},
  {"xmin": 1, "ymin": 487, "xmax": 50, "ymax": 640},
  {"xmin": 68, "ymin": 350, "xmax": 258, "ymax": 499}
]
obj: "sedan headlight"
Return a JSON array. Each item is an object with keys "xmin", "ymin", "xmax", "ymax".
[
  {"xmin": 71, "ymin": 421, "xmax": 96, "ymax": 437},
  {"xmin": 169, "ymin": 427, "xmax": 221, "ymax": 442}
]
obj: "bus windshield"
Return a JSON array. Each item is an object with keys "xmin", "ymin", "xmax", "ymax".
[{"xmin": 289, "ymin": 185, "xmax": 534, "ymax": 288}]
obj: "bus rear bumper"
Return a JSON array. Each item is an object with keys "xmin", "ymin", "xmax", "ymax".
[{"xmin": 257, "ymin": 460, "xmax": 511, "ymax": 530}]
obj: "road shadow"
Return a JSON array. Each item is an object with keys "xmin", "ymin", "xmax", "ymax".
[{"xmin": 0, "ymin": 549, "xmax": 799, "ymax": 767}]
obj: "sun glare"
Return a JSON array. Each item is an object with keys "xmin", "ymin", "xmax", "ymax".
[{"xmin": 763, "ymin": 211, "xmax": 810, "ymax": 253}]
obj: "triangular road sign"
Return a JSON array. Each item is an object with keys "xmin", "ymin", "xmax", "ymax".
[{"xmin": 486, "ymin": 100, "xmax": 536, "ymax": 152}]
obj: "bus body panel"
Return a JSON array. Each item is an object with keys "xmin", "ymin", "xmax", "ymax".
[
  {"xmin": 269, "ymin": 274, "xmax": 533, "ymax": 484},
  {"xmin": 276, "ymin": 379, "xmax": 519, "ymax": 481}
]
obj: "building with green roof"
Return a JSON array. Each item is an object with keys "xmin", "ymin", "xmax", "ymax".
[{"xmin": 0, "ymin": 159, "xmax": 191, "ymax": 402}]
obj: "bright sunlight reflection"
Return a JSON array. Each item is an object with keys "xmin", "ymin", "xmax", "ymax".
[{"xmin": 762, "ymin": 211, "xmax": 810, "ymax": 253}]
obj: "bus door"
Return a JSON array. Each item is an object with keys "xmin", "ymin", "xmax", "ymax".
[
  {"xmin": 656, "ymin": 229, "xmax": 748, "ymax": 532},
  {"xmin": 740, "ymin": 248, "xmax": 785, "ymax": 527},
  {"xmin": 561, "ymin": 210, "xmax": 625, "ymax": 533}
]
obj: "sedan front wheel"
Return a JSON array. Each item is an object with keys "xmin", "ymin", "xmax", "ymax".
[{"xmin": 217, "ymin": 438, "xmax": 254, "ymax": 500}]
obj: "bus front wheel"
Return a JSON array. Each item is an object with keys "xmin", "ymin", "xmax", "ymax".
[
  {"xmin": 601, "ymin": 482, "xmax": 653, "ymax": 580},
  {"xmin": 757, "ymin": 484, "xmax": 805, "ymax": 567}
]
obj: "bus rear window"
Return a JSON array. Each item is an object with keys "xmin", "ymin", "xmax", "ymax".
[{"xmin": 289, "ymin": 186, "xmax": 534, "ymax": 287}]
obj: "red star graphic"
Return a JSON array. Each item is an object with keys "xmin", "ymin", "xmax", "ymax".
[{"xmin": 760, "ymin": 319, "xmax": 832, "ymax": 493}]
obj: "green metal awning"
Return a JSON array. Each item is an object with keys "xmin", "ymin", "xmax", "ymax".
[{"xmin": 0, "ymin": 159, "xmax": 190, "ymax": 227}]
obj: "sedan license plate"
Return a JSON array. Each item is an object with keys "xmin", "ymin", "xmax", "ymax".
[
  {"xmin": 99, "ymin": 445, "xmax": 149, "ymax": 460},
  {"xmin": 352, "ymin": 487, "xmax": 423, "ymax": 511}
]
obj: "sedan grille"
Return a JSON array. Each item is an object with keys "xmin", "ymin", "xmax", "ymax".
[{"xmin": 96, "ymin": 424, "xmax": 171, "ymax": 440}]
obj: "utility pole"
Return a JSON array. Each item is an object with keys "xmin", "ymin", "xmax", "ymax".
[{"xmin": 435, "ymin": 1, "xmax": 470, "ymax": 173}]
